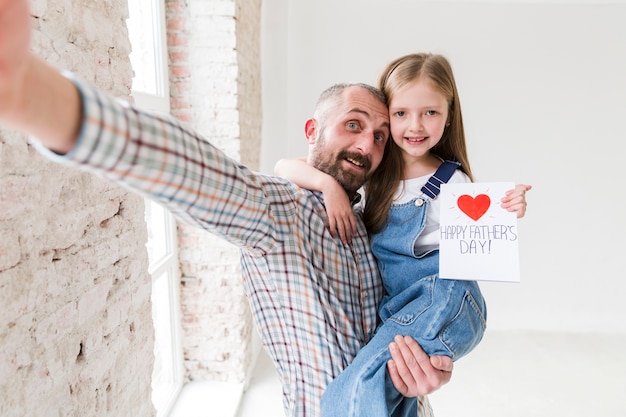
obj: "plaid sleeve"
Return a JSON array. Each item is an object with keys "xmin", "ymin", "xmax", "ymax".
[{"xmin": 33, "ymin": 72, "xmax": 282, "ymax": 254}]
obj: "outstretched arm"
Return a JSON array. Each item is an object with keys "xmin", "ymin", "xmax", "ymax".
[
  {"xmin": 275, "ymin": 158, "xmax": 357, "ymax": 244},
  {"xmin": 0, "ymin": 0, "xmax": 81, "ymax": 153}
]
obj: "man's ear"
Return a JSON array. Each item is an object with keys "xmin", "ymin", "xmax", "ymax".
[{"xmin": 304, "ymin": 118, "xmax": 318, "ymax": 145}]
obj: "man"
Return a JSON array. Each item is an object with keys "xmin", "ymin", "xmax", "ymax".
[{"xmin": 0, "ymin": 0, "xmax": 453, "ymax": 416}]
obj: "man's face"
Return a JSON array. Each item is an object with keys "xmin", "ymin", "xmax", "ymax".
[{"xmin": 308, "ymin": 87, "xmax": 390, "ymax": 196}]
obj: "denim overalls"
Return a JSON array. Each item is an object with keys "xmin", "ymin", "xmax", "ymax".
[{"xmin": 321, "ymin": 162, "xmax": 487, "ymax": 417}]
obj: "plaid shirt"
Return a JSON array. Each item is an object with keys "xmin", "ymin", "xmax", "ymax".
[{"xmin": 37, "ymin": 74, "xmax": 434, "ymax": 417}]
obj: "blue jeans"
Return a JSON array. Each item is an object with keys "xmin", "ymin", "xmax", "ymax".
[{"xmin": 321, "ymin": 199, "xmax": 487, "ymax": 417}]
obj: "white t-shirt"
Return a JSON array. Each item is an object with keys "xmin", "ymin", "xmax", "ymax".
[{"xmin": 393, "ymin": 169, "xmax": 471, "ymax": 253}]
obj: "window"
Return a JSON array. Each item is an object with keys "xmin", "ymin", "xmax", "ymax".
[
  {"xmin": 144, "ymin": 200, "xmax": 182, "ymax": 416},
  {"xmin": 128, "ymin": 0, "xmax": 170, "ymax": 110},
  {"xmin": 127, "ymin": 2, "xmax": 183, "ymax": 416}
]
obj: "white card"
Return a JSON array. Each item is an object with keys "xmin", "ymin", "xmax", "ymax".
[{"xmin": 439, "ymin": 182, "xmax": 520, "ymax": 282}]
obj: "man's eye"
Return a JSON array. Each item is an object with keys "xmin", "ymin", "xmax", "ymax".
[
  {"xmin": 347, "ymin": 121, "xmax": 359, "ymax": 129},
  {"xmin": 375, "ymin": 134, "xmax": 387, "ymax": 142}
]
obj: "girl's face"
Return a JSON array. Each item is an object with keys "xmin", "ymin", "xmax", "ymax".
[{"xmin": 388, "ymin": 78, "xmax": 449, "ymax": 163}]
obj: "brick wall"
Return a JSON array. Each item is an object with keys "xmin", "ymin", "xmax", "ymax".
[
  {"xmin": 166, "ymin": 0, "xmax": 262, "ymax": 383},
  {"xmin": 0, "ymin": 1, "xmax": 155, "ymax": 416},
  {"xmin": 0, "ymin": 0, "xmax": 263, "ymax": 414}
]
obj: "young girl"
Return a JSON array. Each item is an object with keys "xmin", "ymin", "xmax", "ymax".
[{"xmin": 275, "ymin": 53, "xmax": 531, "ymax": 416}]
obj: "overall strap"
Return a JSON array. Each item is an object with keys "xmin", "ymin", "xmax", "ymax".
[{"xmin": 420, "ymin": 160, "xmax": 461, "ymax": 199}]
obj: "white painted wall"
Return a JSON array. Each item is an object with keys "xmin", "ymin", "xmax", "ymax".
[{"xmin": 261, "ymin": 0, "xmax": 626, "ymax": 333}]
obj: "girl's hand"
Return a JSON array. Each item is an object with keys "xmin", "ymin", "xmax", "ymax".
[
  {"xmin": 501, "ymin": 184, "xmax": 532, "ymax": 218},
  {"xmin": 274, "ymin": 157, "xmax": 357, "ymax": 243},
  {"xmin": 322, "ymin": 180, "xmax": 357, "ymax": 244}
]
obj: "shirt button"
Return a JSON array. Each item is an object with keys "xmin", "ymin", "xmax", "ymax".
[{"xmin": 414, "ymin": 198, "xmax": 424, "ymax": 207}]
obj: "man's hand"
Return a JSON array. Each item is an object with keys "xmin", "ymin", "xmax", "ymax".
[
  {"xmin": 0, "ymin": 0, "xmax": 31, "ymax": 117},
  {"xmin": 0, "ymin": 0, "xmax": 81, "ymax": 153},
  {"xmin": 387, "ymin": 335, "xmax": 453, "ymax": 397}
]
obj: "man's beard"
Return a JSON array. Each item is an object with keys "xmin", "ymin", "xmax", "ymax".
[{"xmin": 310, "ymin": 147, "xmax": 372, "ymax": 196}]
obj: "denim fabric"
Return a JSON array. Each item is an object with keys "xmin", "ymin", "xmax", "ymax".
[{"xmin": 321, "ymin": 198, "xmax": 487, "ymax": 417}]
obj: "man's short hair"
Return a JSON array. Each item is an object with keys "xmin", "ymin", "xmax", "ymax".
[{"xmin": 314, "ymin": 83, "xmax": 386, "ymax": 126}]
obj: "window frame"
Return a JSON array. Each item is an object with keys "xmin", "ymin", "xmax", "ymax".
[{"xmin": 127, "ymin": 1, "xmax": 183, "ymax": 416}]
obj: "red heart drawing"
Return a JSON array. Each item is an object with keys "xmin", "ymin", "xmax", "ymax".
[{"xmin": 457, "ymin": 194, "xmax": 491, "ymax": 221}]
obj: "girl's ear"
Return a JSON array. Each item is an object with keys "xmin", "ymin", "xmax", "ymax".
[{"xmin": 304, "ymin": 118, "xmax": 318, "ymax": 144}]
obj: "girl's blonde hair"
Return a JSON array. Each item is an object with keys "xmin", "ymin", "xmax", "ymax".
[{"xmin": 364, "ymin": 53, "xmax": 474, "ymax": 233}]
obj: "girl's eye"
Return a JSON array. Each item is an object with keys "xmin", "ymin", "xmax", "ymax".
[
  {"xmin": 426, "ymin": 110, "xmax": 438, "ymax": 116},
  {"xmin": 394, "ymin": 111, "xmax": 405, "ymax": 117}
]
